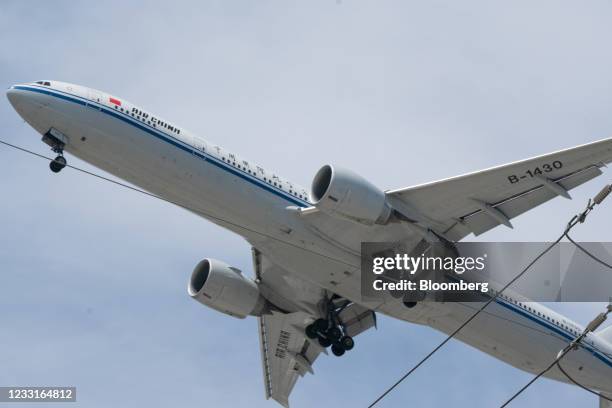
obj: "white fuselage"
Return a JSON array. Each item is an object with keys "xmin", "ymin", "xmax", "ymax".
[{"xmin": 7, "ymin": 81, "xmax": 612, "ymax": 394}]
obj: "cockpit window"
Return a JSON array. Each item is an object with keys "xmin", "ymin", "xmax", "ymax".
[{"xmin": 35, "ymin": 81, "xmax": 51, "ymax": 86}]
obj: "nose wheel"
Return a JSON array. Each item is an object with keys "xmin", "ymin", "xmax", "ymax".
[
  {"xmin": 42, "ymin": 128, "xmax": 68, "ymax": 174},
  {"xmin": 49, "ymin": 155, "xmax": 67, "ymax": 173}
]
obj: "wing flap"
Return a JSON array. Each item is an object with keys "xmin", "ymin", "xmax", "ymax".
[
  {"xmin": 258, "ymin": 315, "xmax": 274, "ymax": 400},
  {"xmin": 460, "ymin": 164, "xmax": 603, "ymax": 236}
]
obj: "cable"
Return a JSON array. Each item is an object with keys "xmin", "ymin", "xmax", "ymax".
[
  {"xmin": 0, "ymin": 138, "xmax": 359, "ymax": 270},
  {"xmin": 368, "ymin": 184, "xmax": 612, "ymax": 408},
  {"xmin": 367, "ymin": 236, "xmax": 563, "ymax": 408},
  {"xmin": 499, "ymin": 356, "xmax": 566, "ymax": 408},
  {"xmin": 562, "ymin": 183, "xmax": 612, "ymax": 270},
  {"xmin": 565, "ymin": 232, "xmax": 612, "ymax": 270},
  {"xmin": 556, "ymin": 359, "xmax": 612, "ymax": 402},
  {"xmin": 500, "ymin": 304, "xmax": 612, "ymax": 407}
]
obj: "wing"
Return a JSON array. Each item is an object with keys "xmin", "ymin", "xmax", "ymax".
[
  {"xmin": 387, "ymin": 137, "xmax": 612, "ymax": 240},
  {"xmin": 253, "ymin": 249, "xmax": 375, "ymax": 407},
  {"xmin": 258, "ymin": 311, "xmax": 323, "ymax": 408}
]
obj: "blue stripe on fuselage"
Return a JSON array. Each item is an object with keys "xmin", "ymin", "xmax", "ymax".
[
  {"xmin": 494, "ymin": 298, "xmax": 612, "ymax": 367},
  {"xmin": 13, "ymin": 85, "xmax": 310, "ymax": 208}
]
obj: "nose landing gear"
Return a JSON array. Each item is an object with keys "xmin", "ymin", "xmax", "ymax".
[
  {"xmin": 49, "ymin": 155, "xmax": 66, "ymax": 173},
  {"xmin": 305, "ymin": 296, "xmax": 355, "ymax": 357},
  {"xmin": 42, "ymin": 128, "xmax": 68, "ymax": 174}
]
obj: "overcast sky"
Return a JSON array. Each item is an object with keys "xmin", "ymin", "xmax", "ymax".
[{"xmin": 1, "ymin": 1, "xmax": 612, "ymax": 407}]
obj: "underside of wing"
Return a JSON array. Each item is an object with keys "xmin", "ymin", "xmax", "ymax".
[
  {"xmin": 258, "ymin": 311, "xmax": 324, "ymax": 407},
  {"xmin": 253, "ymin": 248, "xmax": 376, "ymax": 407},
  {"xmin": 387, "ymin": 137, "xmax": 612, "ymax": 240}
]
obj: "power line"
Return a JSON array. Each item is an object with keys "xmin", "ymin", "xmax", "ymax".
[
  {"xmin": 556, "ymin": 358, "xmax": 612, "ymax": 402},
  {"xmin": 498, "ymin": 190, "xmax": 612, "ymax": 406},
  {"xmin": 0, "ymin": 138, "xmax": 359, "ymax": 270},
  {"xmin": 368, "ymin": 183, "xmax": 612, "ymax": 407},
  {"xmin": 566, "ymin": 232, "xmax": 612, "ymax": 270},
  {"xmin": 367, "ymin": 236, "xmax": 562, "ymax": 407},
  {"xmin": 500, "ymin": 304, "xmax": 612, "ymax": 407}
]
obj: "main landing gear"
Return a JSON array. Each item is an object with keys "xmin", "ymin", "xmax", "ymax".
[
  {"xmin": 305, "ymin": 297, "xmax": 355, "ymax": 357},
  {"xmin": 42, "ymin": 129, "xmax": 68, "ymax": 173}
]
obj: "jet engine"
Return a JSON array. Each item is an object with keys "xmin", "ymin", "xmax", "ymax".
[
  {"xmin": 188, "ymin": 258, "xmax": 266, "ymax": 319},
  {"xmin": 311, "ymin": 164, "xmax": 391, "ymax": 225}
]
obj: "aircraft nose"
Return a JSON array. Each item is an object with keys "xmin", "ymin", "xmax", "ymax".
[
  {"xmin": 6, "ymin": 85, "xmax": 37, "ymax": 110},
  {"xmin": 6, "ymin": 84, "xmax": 46, "ymax": 121},
  {"xmin": 6, "ymin": 86, "xmax": 23, "ymax": 107}
]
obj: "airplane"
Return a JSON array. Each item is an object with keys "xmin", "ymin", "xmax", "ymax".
[{"xmin": 6, "ymin": 80, "xmax": 612, "ymax": 407}]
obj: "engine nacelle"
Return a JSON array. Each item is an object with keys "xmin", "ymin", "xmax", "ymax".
[
  {"xmin": 311, "ymin": 164, "xmax": 391, "ymax": 225},
  {"xmin": 188, "ymin": 258, "xmax": 266, "ymax": 319}
]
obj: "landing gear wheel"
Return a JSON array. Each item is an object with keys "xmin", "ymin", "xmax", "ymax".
[
  {"xmin": 327, "ymin": 327, "xmax": 342, "ymax": 342},
  {"xmin": 318, "ymin": 335, "xmax": 332, "ymax": 348},
  {"xmin": 313, "ymin": 318, "xmax": 329, "ymax": 332},
  {"xmin": 340, "ymin": 335, "xmax": 354, "ymax": 351},
  {"xmin": 49, "ymin": 155, "xmax": 66, "ymax": 173},
  {"xmin": 331, "ymin": 343, "xmax": 345, "ymax": 357},
  {"xmin": 305, "ymin": 324, "xmax": 318, "ymax": 339}
]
